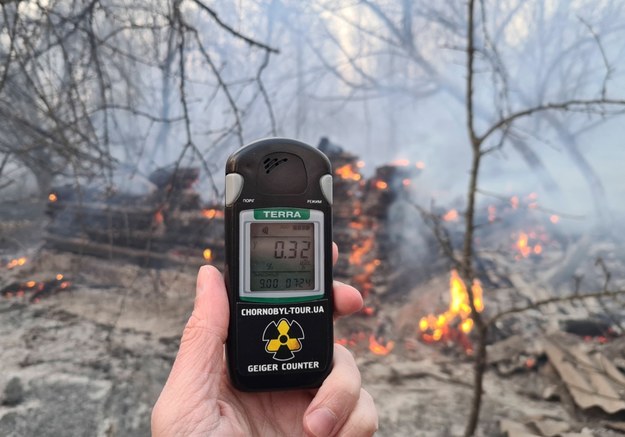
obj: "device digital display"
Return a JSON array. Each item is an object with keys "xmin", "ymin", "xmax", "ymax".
[{"xmin": 249, "ymin": 222, "xmax": 315, "ymax": 291}]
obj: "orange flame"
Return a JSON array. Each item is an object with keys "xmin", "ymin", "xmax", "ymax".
[
  {"xmin": 154, "ymin": 210, "xmax": 164, "ymax": 225},
  {"xmin": 48, "ymin": 193, "xmax": 58, "ymax": 202},
  {"xmin": 390, "ymin": 159, "xmax": 410, "ymax": 167},
  {"xmin": 443, "ymin": 209, "xmax": 459, "ymax": 222},
  {"xmin": 419, "ymin": 270, "xmax": 484, "ymax": 346},
  {"xmin": 375, "ymin": 180, "xmax": 388, "ymax": 190},
  {"xmin": 516, "ymin": 232, "xmax": 531, "ymax": 257},
  {"xmin": 349, "ymin": 221, "xmax": 365, "ymax": 230},
  {"xmin": 369, "ymin": 335, "xmax": 394, "ymax": 355},
  {"xmin": 362, "ymin": 306, "xmax": 375, "ymax": 316},
  {"xmin": 488, "ymin": 205, "xmax": 496, "ymax": 223},
  {"xmin": 203, "ymin": 248, "xmax": 213, "ymax": 261},
  {"xmin": 349, "ymin": 238, "xmax": 374, "ymax": 265},
  {"xmin": 6, "ymin": 257, "xmax": 27, "ymax": 269},
  {"xmin": 202, "ymin": 209, "xmax": 224, "ymax": 219},
  {"xmin": 515, "ymin": 232, "xmax": 544, "ymax": 258},
  {"xmin": 336, "ymin": 164, "xmax": 362, "ymax": 181}
]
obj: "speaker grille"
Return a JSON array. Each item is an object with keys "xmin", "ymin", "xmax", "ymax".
[{"xmin": 263, "ymin": 157, "xmax": 289, "ymax": 173}]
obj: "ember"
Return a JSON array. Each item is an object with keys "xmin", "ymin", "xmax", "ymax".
[
  {"xmin": 514, "ymin": 231, "xmax": 547, "ymax": 259},
  {"xmin": 203, "ymin": 248, "xmax": 213, "ymax": 261},
  {"xmin": 1, "ymin": 276, "xmax": 72, "ymax": 303},
  {"xmin": 369, "ymin": 334, "xmax": 394, "ymax": 355},
  {"xmin": 202, "ymin": 209, "xmax": 224, "ymax": 219},
  {"xmin": 6, "ymin": 257, "xmax": 27, "ymax": 269},
  {"xmin": 375, "ymin": 180, "xmax": 388, "ymax": 190}
]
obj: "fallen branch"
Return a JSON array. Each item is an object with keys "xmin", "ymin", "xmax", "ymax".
[{"xmin": 488, "ymin": 288, "xmax": 625, "ymax": 326}]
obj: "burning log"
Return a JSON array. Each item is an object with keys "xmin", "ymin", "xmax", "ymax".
[
  {"xmin": 44, "ymin": 234, "xmax": 216, "ymax": 268},
  {"xmin": 1, "ymin": 275, "xmax": 71, "ymax": 303},
  {"xmin": 45, "ymin": 164, "xmax": 226, "ymax": 267}
]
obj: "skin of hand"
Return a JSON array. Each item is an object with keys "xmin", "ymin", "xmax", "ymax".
[{"xmin": 152, "ymin": 244, "xmax": 378, "ymax": 436}]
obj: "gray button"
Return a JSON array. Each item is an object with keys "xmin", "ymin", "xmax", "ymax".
[
  {"xmin": 320, "ymin": 174, "xmax": 332, "ymax": 205},
  {"xmin": 225, "ymin": 173, "xmax": 244, "ymax": 206}
]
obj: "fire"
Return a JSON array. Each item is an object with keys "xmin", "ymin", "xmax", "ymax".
[
  {"xmin": 349, "ymin": 238, "xmax": 374, "ymax": 265},
  {"xmin": 488, "ymin": 205, "xmax": 496, "ymax": 222},
  {"xmin": 550, "ymin": 214, "xmax": 560, "ymax": 224},
  {"xmin": 443, "ymin": 209, "xmax": 459, "ymax": 222},
  {"xmin": 2, "ymin": 275, "xmax": 71, "ymax": 302},
  {"xmin": 419, "ymin": 270, "xmax": 484, "ymax": 347},
  {"xmin": 390, "ymin": 159, "xmax": 410, "ymax": 167},
  {"xmin": 356, "ymin": 160, "xmax": 366, "ymax": 169},
  {"xmin": 515, "ymin": 231, "xmax": 544, "ymax": 258},
  {"xmin": 369, "ymin": 335, "xmax": 394, "ymax": 355},
  {"xmin": 375, "ymin": 180, "xmax": 388, "ymax": 190},
  {"xmin": 154, "ymin": 210, "xmax": 164, "ymax": 225},
  {"xmin": 362, "ymin": 306, "xmax": 375, "ymax": 316},
  {"xmin": 336, "ymin": 164, "xmax": 362, "ymax": 181},
  {"xmin": 203, "ymin": 248, "xmax": 213, "ymax": 261},
  {"xmin": 6, "ymin": 257, "xmax": 27, "ymax": 269},
  {"xmin": 349, "ymin": 221, "xmax": 365, "ymax": 230},
  {"xmin": 202, "ymin": 209, "xmax": 224, "ymax": 219},
  {"xmin": 516, "ymin": 232, "xmax": 531, "ymax": 257},
  {"xmin": 415, "ymin": 161, "xmax": 426, "ymax": 169},
  {"xmin": 48, "ymin": 193, "xmax": 58, "ymax": 202}
]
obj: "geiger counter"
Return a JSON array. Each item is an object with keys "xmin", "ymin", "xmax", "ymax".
[{"xmin": 224, "ymin": 138, "xmax": 334, "ymax": 391}]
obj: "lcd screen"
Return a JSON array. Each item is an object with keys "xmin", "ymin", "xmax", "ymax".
[{"xmin": 249, "ymin": 222, "xmax": 315, "ymax": 291}]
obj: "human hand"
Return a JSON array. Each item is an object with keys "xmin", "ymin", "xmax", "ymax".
[{"xmin": 152, "ymin": 244, "xmax": 378, "ymax": 436}]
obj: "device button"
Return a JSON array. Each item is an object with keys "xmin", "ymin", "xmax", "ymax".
[
  {"xmin": 226, "ymin": 173, "xmax": 244, "ymax": 206},
  {"xmin": 319, "ymin": 174, "xmax": 333, "ymax": 205}
]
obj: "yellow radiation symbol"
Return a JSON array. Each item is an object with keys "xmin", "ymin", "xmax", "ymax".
[{"xmin": 262, "ymin": 318, "xmax": 304, "ymax": 361}]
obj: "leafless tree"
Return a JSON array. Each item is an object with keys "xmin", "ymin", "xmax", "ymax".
[
  {"xmin": 303, "ymin": 1, "xmax": 625, "ymax": 434},
  {"xmin": 458, "ymin": 1, "xmax": 625, "ymax": 434},
  {"xmin": 0, "ymin": 0, "xmax": 278, "ymax": 198}
]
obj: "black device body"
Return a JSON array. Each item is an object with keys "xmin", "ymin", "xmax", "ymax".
[{"xmin": 224, "ymin": 138, "xmax": 334, "ymax": 391}]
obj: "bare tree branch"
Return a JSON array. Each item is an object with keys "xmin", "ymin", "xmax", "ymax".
[
  {"xmin": 488, "ymin": 288, "xmax": 625, "ymax": 326},
  {"xmin": 479, "ymin": 98, "xmax": 625, "ymax": 144},
  {"xmin": 190, "ymin": 0, "xmax": 279, "ymax": 54}
]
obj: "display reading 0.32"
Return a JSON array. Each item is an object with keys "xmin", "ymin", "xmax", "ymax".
[{"xmin": 249, "ymin": 223, "xmax": 315, "ymax": 291}]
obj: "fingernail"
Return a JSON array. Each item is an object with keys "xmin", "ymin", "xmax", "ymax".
[{"xmin": 306, "ymin": 407, "xmax": 337, "ymax": 437}]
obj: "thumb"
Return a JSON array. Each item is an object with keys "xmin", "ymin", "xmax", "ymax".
[
  {"xmin": 152, "ymin": 266, "xmax": 230, "ymax": 432},
  {"xmin": 163, "ymin": 266, "xmax": 230, "ymax": 399}
]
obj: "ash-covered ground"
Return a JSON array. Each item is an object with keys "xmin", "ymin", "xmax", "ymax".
[{"xmin": 2, "ymin": 202, "xmax": 625, "ymax": 437}]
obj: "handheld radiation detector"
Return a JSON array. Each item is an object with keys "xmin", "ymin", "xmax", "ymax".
[{"xmin": 224, "ymin": 138, "xmax": 334, "ymax": 391}]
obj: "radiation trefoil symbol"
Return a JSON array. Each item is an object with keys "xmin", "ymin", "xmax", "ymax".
[{"xmin": 262, "ymin": 318, "xmax": 304, "ymax": 361}]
